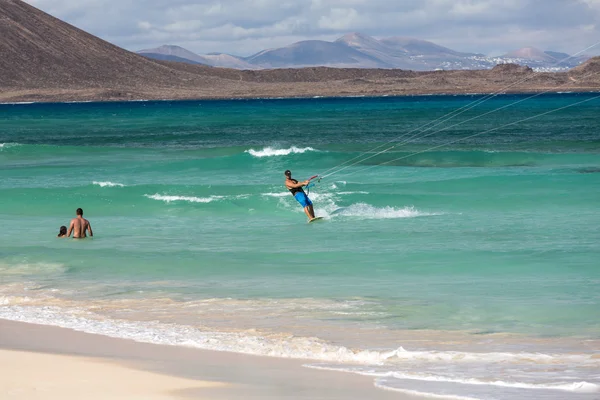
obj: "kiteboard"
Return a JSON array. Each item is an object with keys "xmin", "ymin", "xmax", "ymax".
[{"xmin": 308, "ymin": 216, "xmax": 325, "ymax": 223}]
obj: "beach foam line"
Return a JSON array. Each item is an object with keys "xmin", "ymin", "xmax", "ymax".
[
  {"xmin": 5, "ymin": 304, "xmax": 595, "ymax": 373},
  {"xmin": 245, "ymin": 146, "xmax": 317, "ymax": 158},
  {"xmin": 378, "ymin": 372, "xmax": 600, "ymax": 393},
  {"xmin": 382, "ymin": 346, "xmax": 596, "ymax": 365},
  {"xmin": 93, "ymin": 181, "xmax": 125, "ymax": 188},
  {"xmin": 309, "ymin": 365, "xmax": 600, "ymax": 398},
  {"xmin": 0, "ymin": 305, "xmax": 403, "ymax": 365},
  {"xmin": 372, "ymin": 375, "xmax": 600, "ymax": 400},
  {"xmin": 144, "ymin": 194, "xmax": 224, "ymax": 203}
]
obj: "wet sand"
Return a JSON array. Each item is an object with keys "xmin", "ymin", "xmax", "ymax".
[{"xmin": 0, "ymin": 319, "xmax": 415, "ymax": 399}]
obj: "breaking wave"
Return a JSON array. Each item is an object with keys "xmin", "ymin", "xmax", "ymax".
[
  {"xmin": 144, "ymin": 194, "xmax": 224, "ymax": 203},
  {"xmin": 93, "ymin": 181, "xmax": 125, "ymax": 188},
  {"xmin": 0, "ymin": 143, "xmax": 21, "ymax": 150},
  {"xmin": 245, "ymin": 146, "xmax": 317, "ymax": 158}
]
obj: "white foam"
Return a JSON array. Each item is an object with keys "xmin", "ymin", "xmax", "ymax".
[
  {"xmin": 0, "ymin": 305, "xmax": 399, "ymax": 365},
  {"xmin": 379, "ymin": 371, "xmax": 600, "ymax": 393},
  {"xmin": 271, "ymin": 187, "xmax": 437, "ymax": 220},
  {"xmin": 374, "ymin": 378, "xmax": 600, "ymax": 400},
  {"xmin": 245, "ymin": 146, "xmax": 316, "ymax": 158},
  {"xmin": 0, "ymin": 143, "xmax": 21, "ymax": 150},
  {"xmin": 379, "ymin": 347, "xmax": 595, "ymax": 365},
  {"xmin": 328, "ymin": 203, "xmax": 436, "ymax": 219},
  {"xmin": 145, "ymin": 194, "xmax": 223, "ymax": 203},
  {"xmin": 262, "ymin": 192, "xmax": 289, "ymax": 198},
  {"xmin": 309, "ymin": 365, "xmax": 600, "ymax": 397},
  {"xmin": 93, "ymin": 181, "xmax": 125, "ymax": 188}
]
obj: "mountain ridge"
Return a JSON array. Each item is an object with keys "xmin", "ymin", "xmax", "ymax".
[{"xmin": 137, "ymin": 33, "xmax": 590, "ymax": 71}]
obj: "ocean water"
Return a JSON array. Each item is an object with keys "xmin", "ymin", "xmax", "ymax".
[{"xmin": 1, "ymin": 94, "xmax": 599, "ymax": 399}]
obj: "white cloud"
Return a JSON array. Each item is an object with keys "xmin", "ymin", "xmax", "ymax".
[
  {"xmin": 22, "ymin": 0, "xmax": 600, "ymax": 56},
  {"xmin": 318, "ymin": 8, "xmax": 360, "ymax": 30},
  {"xmin": 138, "ymin": 21, "xmax": 152, "ymax": 30}
]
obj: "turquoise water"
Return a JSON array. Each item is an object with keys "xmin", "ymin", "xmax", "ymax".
[{"xmin": 1, "ymin": 94, "xmax": 599, "ymax": 399}]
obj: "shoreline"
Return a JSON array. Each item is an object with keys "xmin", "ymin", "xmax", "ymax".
[
  {"xmin": 1, "ymin": 88, "xmax": 600, "ymax": 106},
  {"xmin": 0, "ymin": 318, "xmax": 416, "ymax": 399}
]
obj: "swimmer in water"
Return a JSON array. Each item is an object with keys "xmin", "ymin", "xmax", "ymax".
[
  {"xmin": 67, "ymin": 208, "xmax": 93, "ymax": 238},
  {"xmin": 57, "ymin": 225, "xmax": 67, "ymax": 238}
]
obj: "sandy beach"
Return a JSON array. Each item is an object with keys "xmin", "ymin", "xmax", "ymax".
[
  {"xmin": 1, "ymin": 348, "xmax": 221, "ymax": 400},
  {"xmin": 0, "ymin": 319, "xmax": 416, "ymax": 399}
]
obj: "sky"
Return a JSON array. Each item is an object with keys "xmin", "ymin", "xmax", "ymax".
[{"xmin": 24, "ymin": 0, "xmax": 600, "ymax": 57}]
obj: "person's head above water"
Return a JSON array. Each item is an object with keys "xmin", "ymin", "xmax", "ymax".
[
  {"xmin": 76, "ymin": 208, "xmax": 83, "ymax": 216},
  {"xmin": 284, "ymin": 170, "xmax": 292, "ymax": 178},
  {"xmin": 58, "ymin": 226, "xmax": 67, "ymax": 237}
]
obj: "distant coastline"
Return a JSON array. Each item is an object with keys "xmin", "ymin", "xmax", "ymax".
[{"xmin": 2, "ymin": 85, "xmax": 600, "ymax": 105}]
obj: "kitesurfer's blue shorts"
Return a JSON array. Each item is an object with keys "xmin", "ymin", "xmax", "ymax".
[{"xmin": 294, "ymin": 192, "xmax": 313, "ymax": 208}]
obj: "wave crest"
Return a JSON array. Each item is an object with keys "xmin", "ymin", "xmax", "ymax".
[
  {"xmin": 93, "ymin": 181, "xmax": 125, "ymax": 188},
  {"xmin": 144, "ymin": 194, "xmax": 223, "ymax": 203},
  {"xmin": 0, "ymin": 143, "xmax": 21, "ymax": 150},
  {"xmin": 245, "ymin": 146, "xmax": 316, "ymax": 158}
]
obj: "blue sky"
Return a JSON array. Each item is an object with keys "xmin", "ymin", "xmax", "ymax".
[{"xmin": 25, "ymin": 0, "xmax": 600, "ymax": 56}]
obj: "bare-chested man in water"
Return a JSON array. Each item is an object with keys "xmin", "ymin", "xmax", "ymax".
[{"xmin": 67, "ymin": 208, "xmax": 93, "ymax": 238}]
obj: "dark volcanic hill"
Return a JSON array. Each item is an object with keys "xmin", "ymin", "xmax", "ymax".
[
  {"xmin": 1, "ymin": 0, "xmax": 599, "ymax": 103},
  {"xmin": 1, "ymin": 0, "xmax": 169, "ymax": 87}
]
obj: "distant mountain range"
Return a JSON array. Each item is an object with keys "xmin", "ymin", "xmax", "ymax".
[
  {"xmin": 2, "ymin": 0, "xmax": 599, "ymax": 104},
  {"xmin": 137, "ymin": 33, "xmax": 590, "ymax": 71}
]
